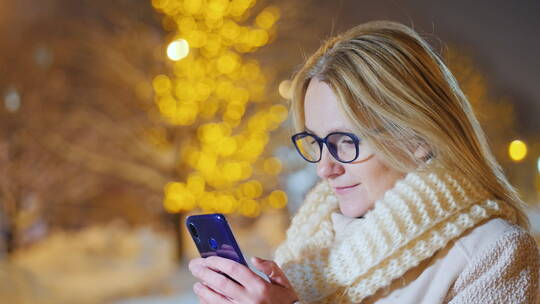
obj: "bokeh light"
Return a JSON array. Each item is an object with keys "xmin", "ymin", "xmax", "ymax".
[
  {"xmin": 508, "ymin": 139, "xmax": 528, "ymax": 162},
  {"xmin": 278, "ymin": 79, "xmax": 292, "ymax": 99},
  {"xmin": 4, "ymin": 87, "xmax": 21, "ymax": 113},
  {"xmin": 166, "ymin": 39, "xmax": 190, "ymax": 61}
]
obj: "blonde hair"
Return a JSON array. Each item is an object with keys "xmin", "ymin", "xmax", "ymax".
[{"xmin": 290, "ymin": 20, "xmax": 529, "ymax": 229}]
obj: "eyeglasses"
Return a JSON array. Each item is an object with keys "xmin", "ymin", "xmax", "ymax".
[{"xmin": 291, "ymin": 131, "xmax": 371, "ymax": 163}]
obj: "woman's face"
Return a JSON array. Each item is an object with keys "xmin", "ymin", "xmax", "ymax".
[{"xmin": 303, "ymin": 78, "xmax": 405, "ymax": 217}]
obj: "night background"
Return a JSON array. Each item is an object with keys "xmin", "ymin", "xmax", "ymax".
[{"xmin": 1, "ymin": 0, "xmax": 539, "ymax": 303}]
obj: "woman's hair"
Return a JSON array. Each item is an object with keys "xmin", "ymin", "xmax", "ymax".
[{"xmin": 290, "ymin": 20, "xmax": 529, "ymax": 229}]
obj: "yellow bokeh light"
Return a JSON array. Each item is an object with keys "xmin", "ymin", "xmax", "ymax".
[
  {"xmin": 157, "ymin": 96, "xmax": 176, "ymax": 118},
  {"xmin": 240, "ymin": 161, "xmax": 252, "ymax": 180},
  {"xmin": 216, "ymin": 80, "xmax": 234, "ymax": 99},
  {"xmin": 224, "ymin": 161, "xmax": 243, "ymax": 181},
  {"xmin": 184, "ymin": 0, "xmax": 203, "ymax": 15},
  {"xmin": 153, "ymin": 74, "xmax": 171, "ymax": 95},
  {"xmin": 206, "ymin": 0, "xmax": 229, "ymax": 20},
  {"xmin": 175, "ymin": 80, "xmax": 196, "ymax": 101},
  {"xmin": 198, "ymin": 123, "xmax": 226, "ymax": 143},
  {"xmin": 268, "ymin": 190, "xmax": 287, "ymax": 209},
  {"xmin": 224, "ymin": 104, "xmax": 245, "ymax": 120},
  {"xmin": 220, "ymin": 20, "xmax": 241, "ymax": 40},
  {"xmin": 263, "ymin": 157, "xmax": 282, "ymax": 175},
  {"xmin": 183, "ymin": 145, "xmax": 200, "ymax": 168},
  {"xmin": 198, "ymin": 192, "xmax": 216, "ymax": 211},
  {"xmin": 230, "ymin": 87, "xmax": 250, "ymax": 104},
  {"xmin": 249, "ymin": 29, "xmax": 269, "ymax": 47},
  {"xmin": 217, "ymin": 52, "xmax": 240, "ymax": 74},
  {"xmin": 509, "ymin": 139, "xmax": 527, "ymax": 162},
  {"xmin": 178, "ymin": 16, "xmax": 198, "ymax": 33},
  {"xmin": 239, "ymin": 198, "xmax": 260, "ymax": 217},
  {"xmin": 187, "ymin": 174, "xmax": 206, "ymax": 196},
  {"xmin": 228, "ymin": 0, "xmax": 250, "ymax": 17},
  {"xmin": 202, "ymin": 33, "xmax": 222, "ymax": 55},
  {"xmin": 197, "ymin": 152, "xmax": 217, "ymax": 174},
  {"xmin": 255, "ymin": 11, "xmax": 276, "ymax": 30},
  {"xmin": 241, "ymin": 180, "xmax": 263, "ymax": 198},
  {"xmin": 185, "ymin": 30, "xmax": 207, "ymax": 48},
  {"xmin": 217, "ymin": 136, "xmax": 238, "ymax": 156},
  {"xmin": 217, "ymin": 194, "xmax": 238, "ymax": 214},
  {"xmin": 163, "ymin": 182, "xmax": 197, "ymax": 213},
  {"xmin": 269, "ymin": 104, "xmax": 288, "ymax": 123},
  {"xmin": 167, "ymin": 39, "xmax": 190, "ymax": 61},
  {"xmin": 199, "ymin": 98, "xmax": 219, "ymax": 119}
]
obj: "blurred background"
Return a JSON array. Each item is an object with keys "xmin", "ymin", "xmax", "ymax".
[{"xmin": 0, "ymin": 0, "xmax": 538, "ymax": 303}]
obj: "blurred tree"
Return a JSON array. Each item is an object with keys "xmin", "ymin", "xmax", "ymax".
[
  {"xmin": 0, "ymin": 0, "xmax": 291, "ymax": 259},
  {"xmin": 151, "ymin": 0, "xmax": 289, "ymax": 219},
  {"xmin": 0, "ymin": 0, "xmax": 174, "ymax": 254}
]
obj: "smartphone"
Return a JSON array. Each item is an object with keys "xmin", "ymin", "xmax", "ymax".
[{"xmin": 186, "ymin": 213, "xmax": 248, "ymax": 266}]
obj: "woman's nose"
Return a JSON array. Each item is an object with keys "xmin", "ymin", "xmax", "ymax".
[{"xmin": 316, "ymin": 148, "xmax": 344, "ymax": 179}]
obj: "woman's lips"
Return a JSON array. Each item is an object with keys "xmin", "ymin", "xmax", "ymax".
[{"xmin": 333, "ymin": 183, "xmax": 360, "ymax": 195}]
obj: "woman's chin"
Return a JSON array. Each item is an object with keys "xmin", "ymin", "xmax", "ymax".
[{"xmin": 339, "ymin": 201, "xmax": 369, "ymax": 218}]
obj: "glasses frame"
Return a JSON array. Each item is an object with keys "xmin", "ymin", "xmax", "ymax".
[{"xmin": 291, "ymin": 131, "xmax": 361, "ymax": 163}]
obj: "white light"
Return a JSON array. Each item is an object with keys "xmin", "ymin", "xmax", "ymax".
[
  {"xmin": 4, "ymin": 88, "xmax": 21, "ymax": 113},
  {"xmin": 34, "ymin": 46, "xmax": 53, "ymax": 68},
  {"xmin": 278, "ymin": 80, "xmax": 292, "ymax": 100},
  {"xmin": 537, "ymin": 157, "xmax": 540, "ymax": 173},
  {"xmin": 167, "ymin": 39, "xmax": 189, "ymax": 61}
]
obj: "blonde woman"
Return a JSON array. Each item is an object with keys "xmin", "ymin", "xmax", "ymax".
[{"xmin": 188, "ymin": 21, "xmax": 539, "ymax": 303}]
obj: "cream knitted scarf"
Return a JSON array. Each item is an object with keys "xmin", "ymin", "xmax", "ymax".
[{"xmin": 274, "ymin": 165, "xmax": 516, "ymax": 303}]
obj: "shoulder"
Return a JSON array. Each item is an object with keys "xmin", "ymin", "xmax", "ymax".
[
  {"xmin": 452, "ymin": 217, "xmax": 536, "ymax": 262},
  {"xmin": 446, "ymin": 217, "xmax": 540, "ymax": 303}
]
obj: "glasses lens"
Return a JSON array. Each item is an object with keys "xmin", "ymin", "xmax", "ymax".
[
  {"xmin": 293, "ymin": 134, "xmax": 320, "ymax": 162},
  {"xmin": 327, "ymin": 133, "xmax": 358, "ymax": 162}
]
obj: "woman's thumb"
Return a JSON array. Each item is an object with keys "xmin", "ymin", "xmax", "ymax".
[{"xmin": 251, "ymin": 257, "xmax": 293, "ymax": 289}]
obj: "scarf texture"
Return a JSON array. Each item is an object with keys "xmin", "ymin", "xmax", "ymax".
[{"xmin": 274, "ymin": 165, "xmax": 516, "ymax": 303}]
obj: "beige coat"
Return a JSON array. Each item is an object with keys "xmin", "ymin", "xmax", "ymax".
[{"xmin": 331, "ymin": 214, "xmax": 539, "ymax": 303}]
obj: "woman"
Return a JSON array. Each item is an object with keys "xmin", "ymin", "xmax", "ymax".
[{"xmin": 188, "ymin": 21, "xmax": 539, "ymax": 303}]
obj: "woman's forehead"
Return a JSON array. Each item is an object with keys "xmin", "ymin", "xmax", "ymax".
[{"xmin": 304, "ymin": 79, "xmax": 356, "ymax": 135}]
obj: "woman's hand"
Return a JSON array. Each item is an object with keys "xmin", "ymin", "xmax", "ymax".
[{"xmin": 188, "ymin": 256, "xmax": 299, "ymax": 304}]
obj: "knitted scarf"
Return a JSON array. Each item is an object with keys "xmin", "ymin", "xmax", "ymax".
[{"xmin": 274, "ymin": 165, "xmax": 516, "ymax": 303}]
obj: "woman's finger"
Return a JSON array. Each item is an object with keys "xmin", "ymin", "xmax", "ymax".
[
  {"xmin": 190, "ymin": 263, "xmax": 244, "ymax": 298},
  {"xmin": 188, "ymin": 257, "xmax": 206, "ymax": 270},
  {"xmin": 204, "ymin": 256, "xmax": 266, "ymax": 288},
  {"xmin": 251, "ymin": 257, "xmax": 295, "ymax": 289},
  {"xmin": 193, "ymin": 282, "xmax": 231, "ymax": 304}
]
